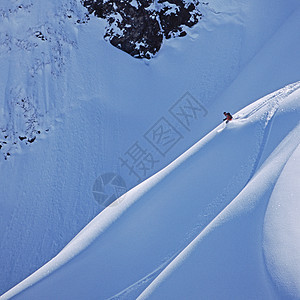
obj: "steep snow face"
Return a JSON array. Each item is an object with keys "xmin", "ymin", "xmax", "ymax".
[
  {"xmin": 2, "ymin": 83, "xmax": 300, "ymax": 300},
  {"xmin": 0, "ymin": 1, "xmax": 99, "ymax": 294},
  {"xmin": 1, "ymin": 0, "xmax": 300, "ymax": 296}
]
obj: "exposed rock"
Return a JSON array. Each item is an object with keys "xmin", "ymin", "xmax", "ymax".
[
  {"xmin": 82, "ymin": 0, "xmax": 203, "ymax": 59},
  {"xmin": 28, "ymin": 137, "xmax": 36, "ymax": 143}
]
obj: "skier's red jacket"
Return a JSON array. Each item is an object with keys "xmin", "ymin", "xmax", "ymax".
[{"xmin": 223, "ymin": 112, "xmax": 233, "ymax": 121}]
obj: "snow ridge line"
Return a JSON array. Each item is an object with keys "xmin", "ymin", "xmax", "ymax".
[{"xmin": 237, "ymin": 81, "xmax": 300, "ymax": 120}]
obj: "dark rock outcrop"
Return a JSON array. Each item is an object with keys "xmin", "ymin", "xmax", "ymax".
[{"xmin": 82, "ymin": 0, "xmax": 203, "ymax": 59}]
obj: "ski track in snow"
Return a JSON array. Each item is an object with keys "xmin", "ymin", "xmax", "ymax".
[
  {"xmin": 230, "ymin": 82, "xmax": 300, "ymax": 186},
  {"xmin": 236, "ymin": 82, "xmax": 300, "ymax": 120},
  {"xmin": 106, "ymin": 250, "xmax": 181, "ymax": 300}
]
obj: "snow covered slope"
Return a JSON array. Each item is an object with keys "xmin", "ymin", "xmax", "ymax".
[
  {"xmin": 1, "ymin": 0, "xmax": 300, "ymax": 297},
  {"xmin": 264, "ymin": 143, "xmax": 300, "ymax": 299},
  {"xmin": 2, "ymin": 82, "xmax": 300, "ymax": 299}
]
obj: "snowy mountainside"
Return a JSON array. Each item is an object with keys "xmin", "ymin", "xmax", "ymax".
[
  {"xmin": 0, "ymin": 0, "xmax": 89, "ymax": 158},
  {"xmin": 2, "ymin": 82, "xmax": 300, "ymax": 300},
  {"xmin": 1, "ymin": 0, "xmax": 300, "ymax": 296}
]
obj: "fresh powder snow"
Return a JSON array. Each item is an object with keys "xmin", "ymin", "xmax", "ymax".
[{"xmin": 1, "ymin": 0, "xmax": 300, "ymax": 299}]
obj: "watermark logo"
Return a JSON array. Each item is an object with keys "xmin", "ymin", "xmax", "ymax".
[
  {"xmin": 169, "ymin": 92, "xmax": 208, "ymax": 131},
  {"xmin": 92, "ymin": 92, "xmax": 208, "ymax": 207},
  {"xmin": 119, "ymin": 141, "xmax": 160, "ymax": 183},
  {"xmin": 92, "ymin": 173, "xmax": 127, "ymax": 207},
  {"xmin": 144, "ymin": 117, "xmax": 183, "ymax": 156}
]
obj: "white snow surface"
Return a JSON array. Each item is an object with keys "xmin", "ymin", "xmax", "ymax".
[
  {"xmin": 264, "ymin": 143, "xmax": 300, "ymax": 299},
  {"xmin": 3, "ymin": 82, "xmax": 300, "ymax": 300},
  {"xmin": 1, "ymin": 0, "xmax": 300, "ymax": 299}
]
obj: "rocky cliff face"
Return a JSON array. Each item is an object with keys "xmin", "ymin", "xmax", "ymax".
[{"xmin": 82, "ymin": 0, "xmax": 203, "ymax": 59}]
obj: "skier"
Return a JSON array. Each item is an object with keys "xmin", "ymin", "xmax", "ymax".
[{"xmin": 223, "ymin": 112, "xmax": 233, "ymax": 123}]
